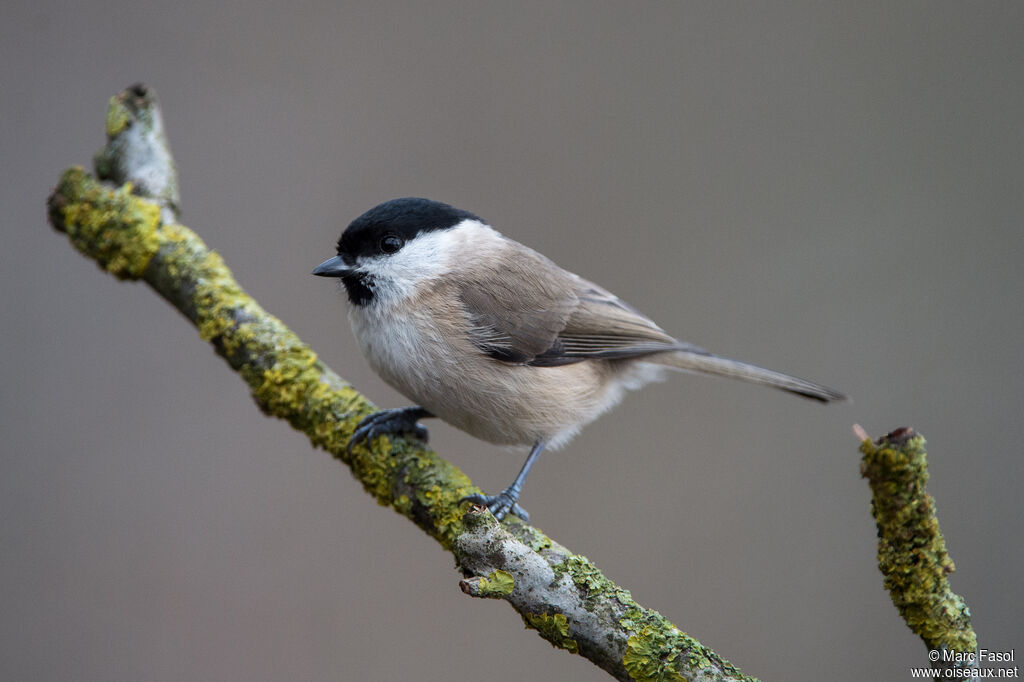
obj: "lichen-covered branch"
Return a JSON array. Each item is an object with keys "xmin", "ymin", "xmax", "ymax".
[
  {"xmin": 46, "ymin": 83, "xmax": 756, "ymax": 682},
  {"xmin": 457, "ymin": 508, "xmax": 751, "ymax": 682},
  {"xmin": 859, "ymin": 427, "xmax": 978, "ymax": 677},
  {"xmin": 93, "ymin": 84, "xmax": 180, "ymax": 224}
]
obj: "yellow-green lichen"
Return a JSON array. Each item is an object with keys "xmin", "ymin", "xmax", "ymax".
[
  {"xmin": 522, "ymin": 611, "xmax": 578, "ymax": 654},
  {"xmin": 52, "ymin": 168, "xmax": 161, "ymax": 279},
  {"xmin": 565, "ymin": 555, "xmax": 608, "ymax": 593},
  {"xmin": 516, "ymin": 524, "xmax": 553, "ymax": 553},
  {"xmin": 476, "ymin": 570, "xmax": 515, "ymax": 598},
  {"xmin": 623, "ymin": 628, "xmax": 687, "ymax": 682},
  {"xmin": 402, "ymin": 453, "xmax": 475, "ymax": 548},
  {"xmin": 393, "ymin": 494, "xmax": 412, "ymax": 516},
  {"xmin": 619, "ymin": 608, "xmax": 753, "ymax": 682},
  {"xmin": 350, "ymin": 435, "xmax": 402, "ymax": 506},
  {"xmin": 105, "ymin": 95, "xmax": 132, "ymax": 137},
  {"xmin": 193, "ymin": 255, "xmax": 242, "ymax": 343},
  {"xmin": 860, "ymin": 430, "xmax": 976, "ymax": 653},
  {"xmin": 552, "ymin": 554, "xmax": 632, "ymax": 614}
]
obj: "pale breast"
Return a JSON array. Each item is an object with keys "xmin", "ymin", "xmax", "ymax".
[{"xmin": 347, "ymin": 274, "xmax": 665, "ymax": 449}]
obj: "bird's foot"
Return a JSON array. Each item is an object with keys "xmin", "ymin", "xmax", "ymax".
[
  {"xmin": 462, "ymin": 489, "xmax": 530, "ymax": 523},
  {"xmin": 347, "ymin": 407, "xmax": 430, "ymax": 455}
]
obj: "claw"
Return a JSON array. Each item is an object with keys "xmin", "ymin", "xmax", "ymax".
[
  {"xmin": 459, "ymin": 441, "xmax": 544, "ymax": 522},
  {"xmin": 347, "ymin": 407, "xmax": 431, "ymax": 455},
  {"xmin": 462, "ymin": 491, "xmax": 530, "ymax": 523}
]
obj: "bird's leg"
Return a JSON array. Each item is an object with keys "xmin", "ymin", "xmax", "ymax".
[
  {"xmin": 347, "ymin": 406, "xmax": 433, "ymax": 455},
  {"xmin": 463, "ymin": 441, "xmax": 546, "ymax": 522}
]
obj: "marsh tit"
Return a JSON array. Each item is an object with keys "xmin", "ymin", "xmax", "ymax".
[{"xmin": 313, "ymin": 198, "xmax": 845, "ymax": 521}]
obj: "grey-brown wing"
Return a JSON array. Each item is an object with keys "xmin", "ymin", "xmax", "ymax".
[
  {"xmin": 459, "ymin": 249, "xmax": 697, "ymax": 366},
  {"xmin": 459, "ymin": 248, "xmax": 580, "ymax": 365},
  {"xmin": 549, "ymin": 278, "xmax": 707, "ymax": 362}
]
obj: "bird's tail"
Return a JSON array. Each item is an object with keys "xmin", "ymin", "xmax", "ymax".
[{"xmin": 651, "ymin": 348, "xmax": 847, "ymax": 403}]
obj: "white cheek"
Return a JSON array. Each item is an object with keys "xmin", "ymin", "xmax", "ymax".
[{"xmin": 355, "ymin": 220, "xmax": 501, "ymax": 306}]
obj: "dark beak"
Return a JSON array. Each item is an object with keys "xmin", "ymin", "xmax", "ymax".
[{"xmin": 312, "ymin": 255, "xmax": 351, "ymax": 278}]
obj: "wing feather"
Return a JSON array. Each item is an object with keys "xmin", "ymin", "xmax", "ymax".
[
  {"xmin": 458, "ymin": 244, "xmax": 688, "ymax": 365},
  {"xmin": 453, "ymin": 237, "xmax": 846, "ymax": 402}
]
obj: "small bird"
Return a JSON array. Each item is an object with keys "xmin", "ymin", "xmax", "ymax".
[{"xmin": 314, "ymin": 198, "xmax": 845, "ymax": 521}]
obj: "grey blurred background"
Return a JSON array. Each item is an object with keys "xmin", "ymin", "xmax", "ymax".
[{"xmin": 3, "ymin": 2, "xmax": 1022, "ymax": 680}]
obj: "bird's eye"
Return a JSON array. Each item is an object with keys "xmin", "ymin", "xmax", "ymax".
[{"xmin": 379, "ymin": 235, "xmax": 404, "ymax": 254}]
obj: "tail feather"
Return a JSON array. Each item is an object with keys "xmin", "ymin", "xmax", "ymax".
[{"xmin": 652, "ymin": 349, "xmax": 847, "ymax": 403}]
